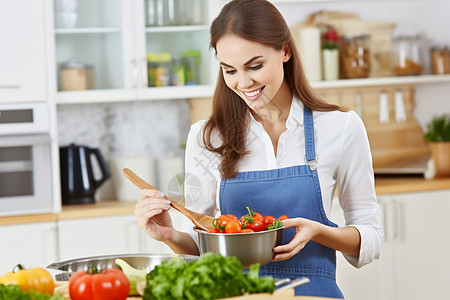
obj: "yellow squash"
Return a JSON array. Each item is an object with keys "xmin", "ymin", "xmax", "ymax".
[{"xmin": 0, "ymin": 264, "xmax": 55, "ymax": 294}]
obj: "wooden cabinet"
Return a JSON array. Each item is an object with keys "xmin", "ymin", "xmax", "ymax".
[
  {"xmin": 0, "ymin": 221, "xmax": 58, "ymax": 274},
  {"xmin": 0, "ymin": 0, "xmax": 48, "ymax": 102},
  {"xmin": 332, "ymin": 189, "xmax": 450, "ymax": 300}
]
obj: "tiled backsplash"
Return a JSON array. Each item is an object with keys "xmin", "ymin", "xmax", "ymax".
[
  {"xmin": 57, "ymin": 100, "xmax": 191, "ymax": 201},
  {"xmin": 57, "ymin": 99, "xmax": 190, "ymax": 159}
]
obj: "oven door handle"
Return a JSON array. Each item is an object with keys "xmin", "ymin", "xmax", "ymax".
[{"xmin": 0, "ymin": 134, "xmax": 51, "ymax": 146}]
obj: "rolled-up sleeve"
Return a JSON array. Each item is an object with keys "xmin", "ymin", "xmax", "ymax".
[{"xmin": 336, "ymin": 111, "xmax": 384, "ymax": 268}]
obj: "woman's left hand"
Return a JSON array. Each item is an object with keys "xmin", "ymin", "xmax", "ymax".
[{"xmin": 272, "ymin": 217, "xmax": 321, "ymax": 261}]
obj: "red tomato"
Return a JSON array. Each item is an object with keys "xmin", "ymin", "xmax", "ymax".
[
  {"xmin": 264, "ymin": 216, "xmax": 276, "ymax": 227},
  {"xmin": 242, "ymin": 229, "xmax": 254, "ymax": 233},
  {"xmin": 208, "ymin": 227, "xmax": 221, "ymax": 233},
  {"xmin": 240, "ymin": 207, "xmax": 264, "ymax": 224},
  {"xmin": 69, "ymin": 268, "xmax": 129, "ymax": 300},
  {"xmin": 277, "ymin": 215, "xmax": 289, "ymax": 221},
  {"xmin": 223, "ymin": 214, "xmax": 238, "ymax": 220},
  {"xmin": 224, "ymin": 220, "xmax": 243, "ymax": 233},
  {"xmin": 217, "ymin": 215, "xmax": 235, "ymax": 226},
  {"xmin": 245, "ymin": 219, "xmax": 265, "ymax": 232}
]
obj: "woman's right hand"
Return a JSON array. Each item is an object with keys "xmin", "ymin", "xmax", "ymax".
[{"xmin": 135, "ymin": 189, "xmax": 173, "ymax": 242}]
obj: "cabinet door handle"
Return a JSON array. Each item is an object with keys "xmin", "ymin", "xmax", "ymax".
[
  {"xmin": 381, "ymin": 199, "xmax": 390, "ymax": 242},
  {"xmin": 392, "ymin": 199, "xmax": 402, "ymax": 241},
  {"xmin": 131, "ymin": 59, "xmax": 138, "ymax": 88},
  {"xmin": 141, "ymin": 58, "xmax": 148, "ymax": 88},
  {"xmin": 0, "ymin": 85, "xmax": 20, "ymax": 89}
]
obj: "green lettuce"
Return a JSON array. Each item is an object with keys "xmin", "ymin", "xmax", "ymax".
[
  {"xmin": 0, "ymin": 284, "xmax": 65, "ymax": 300},
  {"xmin": 144, "ymin": 252, "xmax": 275, "ymax": 300}
]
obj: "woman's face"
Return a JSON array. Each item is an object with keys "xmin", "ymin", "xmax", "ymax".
[{"xmin": 216, "ymin": 34, "xmax": 291, "ymax": 111}]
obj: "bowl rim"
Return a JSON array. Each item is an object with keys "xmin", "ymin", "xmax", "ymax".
[
  {"xmin": 47, "ymin": 253, "xmax": 200, "ymax": 270},
  {"xmin": 194, "ymin": 226, "xmax": 284, "ymax": 236}
]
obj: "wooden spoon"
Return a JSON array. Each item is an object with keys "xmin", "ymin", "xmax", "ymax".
[{"xmin": 122, "ymin": 168, "xmax": 214, "ymax": 231}]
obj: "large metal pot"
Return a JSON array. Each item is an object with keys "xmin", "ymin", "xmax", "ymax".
[
  {"xmin": 47, "ymin": 253, "xmax": 199, "ymax": 280},
  {"xmin": 194, "ymin": 227, "xmax": 284, "ymax": 269}
]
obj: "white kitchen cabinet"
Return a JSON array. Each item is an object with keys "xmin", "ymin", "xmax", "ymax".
[
  {"xmin": 331, "ymin": 189, "xmax": 450, "ymax": 300},
  {"xmin": 381, "ymin": 189, "xmax": 450, "ymax": 300},
  {"xmin": 0, "ymin": 0, "xmax": 48, "ymax": 102},
  {"xmin": 0, "ymin": 221, "xmax": 58, "ymax": 274},
  {"xmin": 57, "ymin": 215, "xmax": 142, "ymax": 261},
  {"xmin": 52, "ymin": 0, "xmax": 215, "ymax": 104}
]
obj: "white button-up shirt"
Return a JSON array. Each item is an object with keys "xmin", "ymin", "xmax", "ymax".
[{"xmin": 182, "ymin": 97, "xmax": 384, "ymax": 268}]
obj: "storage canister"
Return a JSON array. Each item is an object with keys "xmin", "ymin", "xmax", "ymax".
[
  {"xmin": 60, "ymin": 61, "xmax": 94, "ymax": 91},
  {"xmin": 431, "ymin": 46, "xmax": 450, "ymax": 75},
  {"xmin": 182, "ymin": 50, "xmax": 201, "ymax": 85},
  {"xmin": 147, "ymin": 53, "xmax": 172, "ymax": 87},
  {"xmin": 339, "ymin": 35, "xmax": 371, "ymax": 79},
  {"xmin": 393, "ymin": 35, "xmax": 423, "ymax": 76}
]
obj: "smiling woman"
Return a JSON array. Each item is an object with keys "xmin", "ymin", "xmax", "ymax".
[{"xmin": 134, "ymin": 1, "xmax": 383, "ymax": 299}]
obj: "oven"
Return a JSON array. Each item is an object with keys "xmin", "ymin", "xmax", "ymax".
[{"xmin": 0, "ymin": 102, "xmax": 56, "ymax": 216}]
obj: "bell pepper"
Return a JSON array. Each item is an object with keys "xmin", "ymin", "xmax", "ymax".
[{"xmin": 0, "ymin": 264, "xmax": 55, "ymax": 294}]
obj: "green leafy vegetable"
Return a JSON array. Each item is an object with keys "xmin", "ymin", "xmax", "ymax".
[
  {"xmin": 0, "ymin": 284, "xmax": 64, "ymax": 300},
  {"xmin": 424, "ymin": 114, "xmax": 450, "ymax": 142},
  {"xmin": 143, "ymin": 252, "xmax": 275, "ymax": 300}
]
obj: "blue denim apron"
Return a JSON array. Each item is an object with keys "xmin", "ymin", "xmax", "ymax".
[{"xmin": 219, "ymin": 107, "xmax": 344, "ymax": 298}]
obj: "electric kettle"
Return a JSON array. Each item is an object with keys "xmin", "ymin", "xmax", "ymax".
[{"xmin": 60, "ymin": 144, "xmax": 110, "ymax": 205}]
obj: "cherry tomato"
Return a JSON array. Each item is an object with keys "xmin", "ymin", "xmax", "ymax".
[
  {"xmin": 208, "ymin": 227, "xmax": 221, "ymax": 233},
  {"xmin": 277, "ymin": 215, "xmax": 289, "ymax": 221},
  {"xmin": 242, "ymin": 229, "xmax": 254, "ymax": 233},
  {"xmin": 246, "ymin": 219, "xmax": 265, "ymax": 232},
  {"xmin": 223, "ymin": 214, "xmax": 238, "ymax": 220},
  {"xmin": 264, "ymin": 216, "xmax": 276, "ymax": 227},
  {"xmin": 218, "ymin": 215, "xmax": 235, "ymax": 226},
  {"xmin": 224, "ymin": 220, "xmax": 243, "ymax": 233},
  {"xmin": 240, "ymin": 207, "xmax": 264, "ymax": 224}
]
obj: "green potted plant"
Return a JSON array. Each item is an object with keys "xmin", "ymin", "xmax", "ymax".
[{"xmin": 424, "ymin": 114, "xmax": 450, "ymax": 177}]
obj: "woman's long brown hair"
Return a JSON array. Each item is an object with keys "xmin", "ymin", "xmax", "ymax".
[{"xmin": 203, "ymin": 0, "xmax": 340, "ymax": 179}]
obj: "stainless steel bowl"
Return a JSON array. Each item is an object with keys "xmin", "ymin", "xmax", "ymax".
[
  {"xmin": 47, "ymin": 253, "xmax": 199, "ymax": 280},
  {"xmin": 194, "ymin": 227, "xmax": 284, "ymax": 269}
]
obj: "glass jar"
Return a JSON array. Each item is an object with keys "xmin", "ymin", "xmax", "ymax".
[
  {"xmin": 182, "ymin": 50, "xmax": 201, "ymax": 85},
  {"xmin": 145, "ymin": 0, "xmax": 178, "ymax": 26},
  {"xmin": 393, "ymin": 35, "xmax": 423, "ymax": 76},
  {"xmin": 431, "ymin": 46, "xmax": 450, "ymax": 75},
  {"xmin": 339, "ymin": 35, "xmax": 371, "ymax": 79},
  {"xmin": 147, "ymin": 53, "xmax": 172, "ymax": 87}
]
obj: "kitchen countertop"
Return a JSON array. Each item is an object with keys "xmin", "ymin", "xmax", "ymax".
[{"xmin": 1, "ymin": 176, "xmax": 450, "ymax": 226}]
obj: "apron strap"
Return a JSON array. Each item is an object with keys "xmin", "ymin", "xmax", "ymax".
[{"xmin": 303, "ymin": 107, "xmax": 317, "ymax": 169}]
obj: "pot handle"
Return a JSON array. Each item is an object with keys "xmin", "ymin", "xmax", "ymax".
[{"xmin": 90, "ymin": 148, "xmax": 111, "ymax": 189}]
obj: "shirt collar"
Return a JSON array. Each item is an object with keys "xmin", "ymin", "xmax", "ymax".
[{"xmin": 286, "ymin": 96, "xmax": 304, "ymax": 128}]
